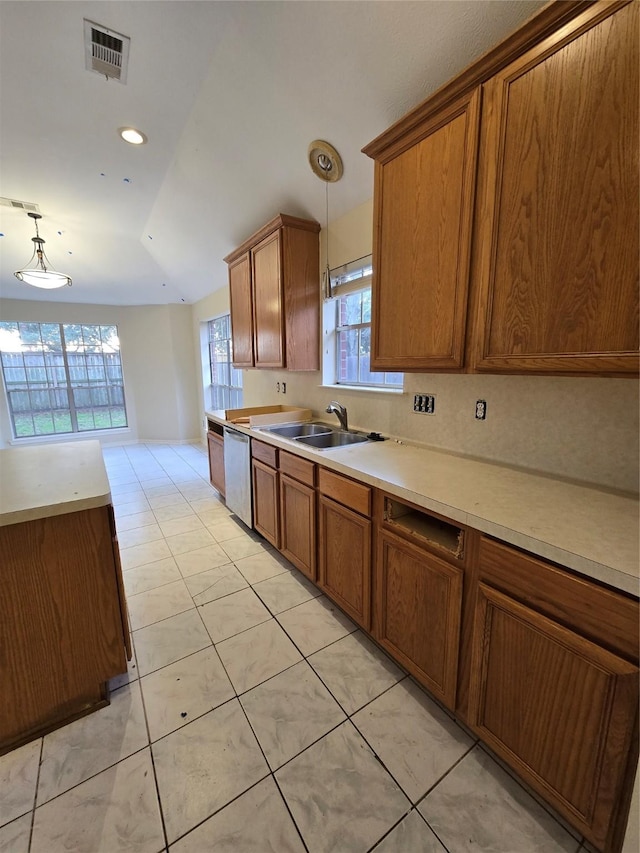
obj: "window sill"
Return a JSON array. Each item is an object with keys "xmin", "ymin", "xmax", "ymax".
[
  {"xmin": 318, "ymin": 384, "xmax": 404, "ymax": 396},
  {"xmin": 9, "ymin": 428, "xmax": 132, "ymax": 446}
]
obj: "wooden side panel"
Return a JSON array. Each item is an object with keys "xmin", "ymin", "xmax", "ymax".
[
  {"xmin": 279, "ymin": 474, "xmax": 316, "ymax": 580},
  {"xmin": 251, "ymin": 459, "xmax": 280, "ymax": 548},
  {"xmin": 469, "ymin": 584, "xmax": 638, "ymax": 848},
  {"xmin": 108, "ymin": 505, "xmax": 132, "ymax": 662},
  {"xmin": 376, "ymin": 528, "xmax": 463, "ymax": 709},
  {"xmin": 207, "ymin": 431, "xmax": 225, "ymax": 497},
  {"xmin": 228, "ymin": 254, "xmax": 254, "ymax": 368},
  {"xmin": 252, "ymin": 231, "xmax": 284, "ymax": 368},
  {"xmin": 0, "ymin": 508, "xmax": 127, "ymax": 750},
  {"xmin": 282, "ymin": 225, "xmax": 320, "ymax": 371},
  {"xmin": 472, "ymin": 2, "xmax": 639, "ymax": 374},
  {"xmin": 371, "ymin": 89, "xmax": 481, "ymax": 371},
  {"xmin": 318, "ymin": 495, "xmax": 371, "ymax": 629},
  {"xmin": 318, "ymin": 468, "xmax": 371, "ymax": 517}
]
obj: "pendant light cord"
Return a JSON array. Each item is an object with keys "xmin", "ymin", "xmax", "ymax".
[{"xmin": 324, "ymin": 180, "xmax": 331, "ymax": 299}]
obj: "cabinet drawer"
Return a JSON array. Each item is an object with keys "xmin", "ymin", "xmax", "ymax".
[
  {"xmin": 279, "ymin": 450, "xmax": 315, "ymax": 486},
  {"xmin": 479, "ymin": 536, "xmax": 639, "ymax": 663},
  {"xmin": 251, "ymin": 439, "xmax": 278, "ymax": 468},
  {"xmin": 318, "ymin": 468, "xmax": 371, "ymax": 517}
]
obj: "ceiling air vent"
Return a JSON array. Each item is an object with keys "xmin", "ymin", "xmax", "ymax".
[
  {"xmin": 0, "ymin": 197, "xmax": 40, "ymax": 214},
  {"xmin": 84, "ymin": 19, "xmax": 130, "ymax": 84}
]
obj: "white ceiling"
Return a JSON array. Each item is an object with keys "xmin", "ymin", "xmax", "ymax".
[{"xmin": 0, "ymin": 0, "xmax": 544, "ymax": 306}]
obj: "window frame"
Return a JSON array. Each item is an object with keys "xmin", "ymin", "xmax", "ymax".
[
  {"xmin": 0, "ymin": 321, "xmax": 128, "ymax": 439},
  {"xmin": 329, "ymin": 256, "xmax": 403, "ymax": 390},
  {"xmin": 207, "ymin": 313, "xmax": 243, "ymax": 411}
]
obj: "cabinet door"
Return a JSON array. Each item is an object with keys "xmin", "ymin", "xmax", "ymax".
[
  {"xmin": 318, "ymin": 495, "xmax": 371, "ymax": 628},
  {"xmin": 252, "ymin": 231, "xmax": 284, "ymax": 368},
  {"xmin": 376, "ymin": 529, "xmax": 463, "ymax": 708},
  {"xmin": 0, "ymin": 507, "xmax": 128, "ymax": 750},
  {"xmin": 207, "ymin": 432, "xmax": 225, "ymax": 497},
  {"xmin": 370, "ymin": 89, "xmax": 481, "ymax": 371},
  {"xmin": 472, "ymin": 1, "xmax": 639, "ymax": 375},
  {"xmin": 252, "ymin": 459, "xmax": 280, "ymax": 548},
  {"xmin": 469, "ymin": 583, "xmax": 638, "ymax": 849},
  {"xmin": 280, "ymin": 473, "xmax": 316, "ymax": 581},
  {"xmin": 228, "ymin": 253, "xmax": 254, "ymax": 368}
]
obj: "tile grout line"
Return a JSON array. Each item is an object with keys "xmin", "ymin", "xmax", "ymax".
[{"xmin": 26, "ymin": 736, "xmax": 44, "ymax": 853}]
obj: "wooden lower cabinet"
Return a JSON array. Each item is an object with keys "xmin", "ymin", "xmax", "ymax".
[
  {"xmin": 318, "ymin": 494, "xmax": 371, "ymax": 629},
  {"xmin": 375, "ymin": 528, "xmax": 463, "ymax": 709},
  {"xmin": 252, "ymin": 457, "xmax": 280, "ymax": 548},
  {"xmin": 469, "ymin": 538, "xmax": 639, "ymax": 852},
  {"xmin": 207, "ymin": 430, "xmax": 225, "ymax": 497},
  {"xmin": 251, "ymin": 442, "xmax": 316, "ymax": 572},
  {"xmin": 280, "ymin": 473, "xmax": 316, "ymax": 580},
  {"xmin": 1, "ymin": 506, "xmax": 129, "ymax": 753},
  {"xmin": 248, "ymin": 443, "xmax": 639, "ymax": 850}
]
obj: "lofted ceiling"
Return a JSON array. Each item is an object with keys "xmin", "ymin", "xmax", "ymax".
[{"xmin": 0, "ymin": 0, "xmax": 544, "ymax": 306}]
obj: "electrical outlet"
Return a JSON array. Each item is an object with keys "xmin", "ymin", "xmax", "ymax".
[
  {"xmin": 475, "ymin": 399, "xmax": 487, "ymax": 420},
  {"xmin": 413, "ymin": 394, "xmax": 436, "ymax": 414}
]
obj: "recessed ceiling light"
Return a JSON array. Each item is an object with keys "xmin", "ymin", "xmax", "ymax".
[{"xmin": 118, "ymin": 127, "xmax": 147, "ymax": 145}]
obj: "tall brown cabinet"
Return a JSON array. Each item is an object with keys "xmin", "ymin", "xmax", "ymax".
[
  {"xmin": 364, "ymin": 0, "xmax": 639, "ymax": 376},
  {"xmin": 225, "ymin": 214, "xmax": 320, "ymax": 371}
]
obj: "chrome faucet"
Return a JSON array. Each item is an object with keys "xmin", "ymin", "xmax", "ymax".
[{"xmin": 326, "ymin": 401, "xmax": 348, "ymax": 431}]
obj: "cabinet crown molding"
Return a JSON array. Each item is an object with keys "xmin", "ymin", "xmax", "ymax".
[
  {"xmin": 362, "ymin": 0, "xmax": 621, "ymax": 159},
  {"xmin": 224, "ymin": 213, "xmax": 320, "ymax": 264}
]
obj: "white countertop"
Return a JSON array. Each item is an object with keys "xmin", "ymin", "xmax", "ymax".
[
  {"xmin": 0, "ymin": 440, "xmax": 112, "ymax": 527},
  {"xmin": 211, "ymin": 412, "xmax": 639, "ymax": 597}
]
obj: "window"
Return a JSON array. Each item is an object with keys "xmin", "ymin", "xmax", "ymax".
[
  {"xmin": 331, "ymin": 256, "xmax": 403, "ymax": 389},
  {"xmin": 0, "ymin": 322, "xmax": 127, "ymax": 438},
  {"xmin": 208, "ymin": 314, "xmax": 243, "ymax": 410}
]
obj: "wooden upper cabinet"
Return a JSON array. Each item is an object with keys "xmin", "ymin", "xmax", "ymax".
[
  {"xmin": 471, "ymin": 1, "xmax": 639, "ymax": 375},
  {"xmin": 228, "ymin": 254, "xmax": 254, "ymax": 369},
  {"xmin": 364, "ymin": 0, "xmax": 639, "ymax": 377},
  {"xmin": 252, "ymin": 231, "xmax": 284, "ymax": 367},
  {"xmin": 369, "ymin": 89, "xmax": 481, "ymax": 371},
  {"xmin": 225, "ymin": 214, "xmax": 320, "ymax": 371}
]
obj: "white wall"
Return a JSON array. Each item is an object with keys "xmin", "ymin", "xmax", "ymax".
[
  {"xmin": 238, "ymin": 200, "xmax": 640, "ymax": 494},
  {"xmin": 0, "ymin": 299, "xmax": 200, "ymax": 447}
]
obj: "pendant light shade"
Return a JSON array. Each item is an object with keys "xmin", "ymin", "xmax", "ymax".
[{"xmin": 14, "ymin": 212, "xmax": 72, "ymax": 289}]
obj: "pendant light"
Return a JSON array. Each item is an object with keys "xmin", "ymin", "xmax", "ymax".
[
  {"xmin": 14, "ymin": 212, "xmax": 72, "ymax": 289},
  {"xmin": 308, "ymin": 140, "xmax": 343, "ymax": 299}
]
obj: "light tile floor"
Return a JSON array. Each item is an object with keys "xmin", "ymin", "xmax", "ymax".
[{"xmin": 0, "ymin": 442, "xmax": 594, "ymax": 853}]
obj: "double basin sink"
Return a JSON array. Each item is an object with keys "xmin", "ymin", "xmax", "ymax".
[{"xmin": 262, "ymin": 421, "xmax": 370, "ymax": 449}]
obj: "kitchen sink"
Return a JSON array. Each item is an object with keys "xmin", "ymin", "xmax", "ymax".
[
  {"xmin": 265, "ymin": 422, "xmax": 333, "ymax": 438},
  {"xmin": 296, "ymin": 431, "xmax": 370, "ymax": 449}
]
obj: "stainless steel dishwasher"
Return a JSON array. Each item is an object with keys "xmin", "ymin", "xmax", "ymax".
[{"xmin": 222, "ymin": 426, "xmax": 252, "ymax": 529}]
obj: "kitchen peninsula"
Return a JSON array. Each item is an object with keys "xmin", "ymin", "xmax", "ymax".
[{"xmin": 0, "ymin": 441, "xmax": 130, "ymax": 754}]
